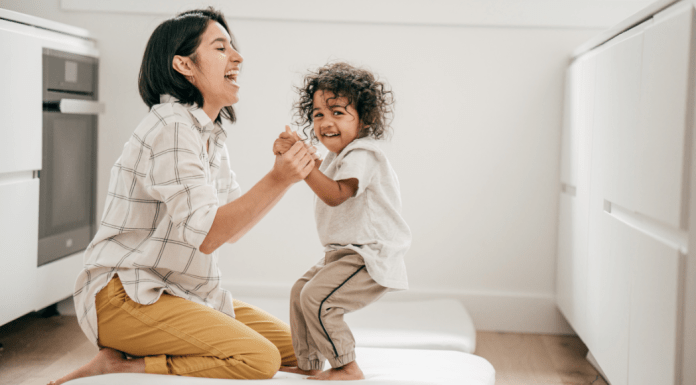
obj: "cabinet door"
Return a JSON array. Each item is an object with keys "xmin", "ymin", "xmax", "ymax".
[
  {"xmin": 633, "ymin": 2, "xmax": 694, "ymax": 230},
  {"xmin": 593, "ymin": 25, "xmax": 645, "ymax": 213},
  {"xmin": 626, "ymin": 226, "xmax": 681, "ymax": 385},
  {"xmin": 585, "ymin": 23, "xmax": 646, "ymax": 385},
  {"xmin": 557, "ymin": 54, "xmax": 597, "ymax": 338},
  {"xmin": 0, "ymin": 27, "xmax": 42, "ymax": 174},
  {"xmin": 0, "ymin": 176, "xmax": 39, "ymax": 326}
]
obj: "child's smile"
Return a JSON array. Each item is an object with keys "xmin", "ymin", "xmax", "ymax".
[{"xmin": 312, "ymin": 90, "xmax": 364, "ymax": 154}]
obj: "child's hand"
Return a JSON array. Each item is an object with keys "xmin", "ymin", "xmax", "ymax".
[
  {"xmin": 274, "ymin": 126, "xmax": 322, "ymax": 168},
  {"xmin": 273, "ymin": 125, "xmax": 301, "ymax": 155}
]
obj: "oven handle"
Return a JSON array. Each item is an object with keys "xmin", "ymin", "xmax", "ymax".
[{"xmin": 58, "ymin": 99, "xmax": 105, "ymax": 115}]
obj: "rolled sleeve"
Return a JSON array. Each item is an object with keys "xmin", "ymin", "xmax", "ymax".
[
  {"xmin": 334, "ymin": 149, "xmax": 377, "ymax": 197},
  {"xmin": 145, "ymin": 122, "xmax": 219, "ymax": 248}
]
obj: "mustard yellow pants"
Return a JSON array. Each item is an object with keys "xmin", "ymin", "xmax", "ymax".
[{"xmin": 95, "ymin": 276, "xmax": 297, "ymax": 379}]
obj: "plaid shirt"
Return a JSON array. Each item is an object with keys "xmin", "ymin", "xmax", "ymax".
[{"xmin": 74, "ymin": 95, "xmax": 241, "ymax": 346}]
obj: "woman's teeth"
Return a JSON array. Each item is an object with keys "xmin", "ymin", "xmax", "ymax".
[{"xmin": 224, "ymin": 69, "xmax": 239, "ymax": 83}]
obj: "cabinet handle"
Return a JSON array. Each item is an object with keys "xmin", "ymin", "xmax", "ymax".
[
  {"xmin": 43, "ymin": 99, "xmax": 104, "ymax": 115},
  {"xmin": 58, "ymin": 99, "xmax": 105, "ymax": 115}
]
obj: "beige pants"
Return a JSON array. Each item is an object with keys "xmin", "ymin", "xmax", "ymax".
[
  {"xmin": 290, "ymin": 249, "xmax": 388, "ymax": 370},
  {"xmin": 96, "ymin": 275, "xmax": 296, "ymax": 379}
]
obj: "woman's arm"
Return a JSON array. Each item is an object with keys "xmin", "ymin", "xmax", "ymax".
[
  {"xmin": 199, "ymin": 141, "xmax": 314, "ymax": 254},
  {"xmin": 223, "ymin": 184, "xmax": 288, "ymax": 245}
]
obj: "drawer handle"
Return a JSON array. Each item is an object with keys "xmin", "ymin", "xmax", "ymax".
[
  {"xmin": 604, "ymin": 200, "xmax": 688, "ymax": 253},
  {"xmin": 59, "ymin": 99, "xmax": 105, "ymax": 115}
]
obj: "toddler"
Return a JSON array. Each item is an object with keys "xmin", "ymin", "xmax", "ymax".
[{"xmin": 274, "ymin": 62, "xmax": 411, "ymax": 381}]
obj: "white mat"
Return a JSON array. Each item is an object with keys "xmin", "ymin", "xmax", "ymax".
[
  {"xmin": 65, "ymin": 347, "xmax": 495, "ymax": 385},
  {"xmin": 239, "ymin": 297, "xmax": 477, "ymax": 353}
]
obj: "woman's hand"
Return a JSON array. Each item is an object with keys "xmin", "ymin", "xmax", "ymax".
[
  {"xmin": 274, "ymin": 125, "xmax": 321, "ymax": 164},
  {"xmin": 272, "ymin": 141, "xmax": 315, "ymax": 185},
  {"xmin": 273, "ymin": 126, "xmax": 300, "ymax": 155}
]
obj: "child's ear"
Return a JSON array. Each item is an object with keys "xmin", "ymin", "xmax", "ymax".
[{"xmin": 172, "ymin": 55, "xmax": 195, "ymax": 79}]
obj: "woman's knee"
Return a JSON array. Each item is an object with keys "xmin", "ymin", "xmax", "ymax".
[
  {"xmin": 216, "ymin": 339, "xmax": 281, "ymax": 379},
  {"xmin": 246, "ymin": 344, "xmax": 281, "ymax": 379},
  {"xmin": 262, "ymin": 347, "xmax": 282, "ymax": 379}
]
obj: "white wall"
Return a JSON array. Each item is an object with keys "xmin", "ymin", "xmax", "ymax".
[{"xmin": 1, "ymin": 0, "xmax": 651, "ymax": 333}]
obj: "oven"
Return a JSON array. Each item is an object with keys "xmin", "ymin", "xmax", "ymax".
[{"xmin": 38, "ymin": 48, "xmax": 102, "ymax": 266}]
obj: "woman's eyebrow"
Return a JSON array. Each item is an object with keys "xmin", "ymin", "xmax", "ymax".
[{"xmin": 210, "ymin": 37, "xmax": 230, "ymax": 45}]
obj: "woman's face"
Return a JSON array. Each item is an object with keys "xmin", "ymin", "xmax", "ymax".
[{"xmin": 190, "ymin": 21, "xmax": 243, "ymax": 112}]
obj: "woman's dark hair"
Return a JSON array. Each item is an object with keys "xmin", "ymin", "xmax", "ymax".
[
  {"xmin": 294, "ymin": 62, "xmax": 394, "ymax": 144},
  {"xmin": 138, "ymin": 7, "xmax": 237, "ymax": 124}
]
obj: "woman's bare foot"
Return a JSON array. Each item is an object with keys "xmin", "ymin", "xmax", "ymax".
[
  {"xmin": 47, "ymin": 347, "xmax": 145, "ymax": 385},
  {"xmin": 308, "ymin": 361, "xmax": 364, "ymax": 381},
  {"xmin": 278, "ymin": 366, "xmax": 322, "ymax": 376}
]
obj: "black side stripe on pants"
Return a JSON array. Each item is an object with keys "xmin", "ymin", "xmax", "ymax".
[{"xmin": 318, "ymin": 265, "xmax": 366, "ymax": 358}]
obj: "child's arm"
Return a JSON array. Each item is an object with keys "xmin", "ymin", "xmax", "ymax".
[
  {"xmin": 305, "ymin": 169, "xmax": 358, "ymax": 207},
  {"xmin": 272, "ymin": 126, "xmax": 352, "ymax": 205}
]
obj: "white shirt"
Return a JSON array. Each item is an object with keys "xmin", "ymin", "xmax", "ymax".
[
  {"xmin": 316, "ymin": 138, "xmax": 411, "ymax": 290},
  {"xmin": 74, "ymin": 95, "xmax": 241, "ymax": 346}
]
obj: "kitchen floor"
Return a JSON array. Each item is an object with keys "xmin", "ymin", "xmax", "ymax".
[{"xmin": 0, "ymin": 307, "xmax": 607, "ymax": 385}]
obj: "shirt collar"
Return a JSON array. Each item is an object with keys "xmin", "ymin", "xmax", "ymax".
[{"xmin": 159, "ymin": 94, "xmax": 227, "ymax": 140}]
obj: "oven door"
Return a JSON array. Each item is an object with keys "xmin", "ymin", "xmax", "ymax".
[{"xmin": 38, "ymin": 100, "xmax": 98, "ymax": 266}]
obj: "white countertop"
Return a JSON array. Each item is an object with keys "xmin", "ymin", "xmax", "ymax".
[{"xmin": 0, "ymin": 7, "xmax": 92, "ymax": 40}]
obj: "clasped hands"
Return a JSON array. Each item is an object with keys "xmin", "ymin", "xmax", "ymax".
[
  {"xmin": 274, "ymin": 126, "xmax": 321, "ymax": 166},
  {"xmin": 271, "ymin": 126, "xmax": 320, "ymax": 184}
]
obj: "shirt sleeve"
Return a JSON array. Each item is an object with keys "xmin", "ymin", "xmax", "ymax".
[
  {"xmin": 144, "ymin": 121, "xmax": 218, "ymax": 249},
  {"xmin": 219, "ymin": 144, "xmax": 242, "ymax": 204},
  {"xmin": 333, "ymin": 148, "xmax": 377, "ymax": 197}
]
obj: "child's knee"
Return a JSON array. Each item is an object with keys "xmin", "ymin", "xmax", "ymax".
[
  {"xmin": 298, "ymin": 286, "xmax": 320, "ymax": 313},
  {"xmin": 290, "ymin": 279, "xmax": 305, "ymax": 301}
]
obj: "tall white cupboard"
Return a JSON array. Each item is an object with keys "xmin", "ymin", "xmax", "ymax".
[
  {"xmin": 0, "ymin": 10, "xmax": 98, "ymax": 326},
  {"xmin": 557, "ymin": 1, "xmax": 696, "ymax": 384}
]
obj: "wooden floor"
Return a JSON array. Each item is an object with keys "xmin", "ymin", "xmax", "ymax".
[{"xmin": 0, "ymin": 310, "xmax": 608, "ymax": 385}]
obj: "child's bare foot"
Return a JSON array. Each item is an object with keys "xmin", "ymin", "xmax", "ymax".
[
  {"xmin": 308, "ymin": 361, "xmax": 364, "ymax": 381},
  {"xmin": 279, "ymin": 366, "xmax": 322, "ymax": 376},
  {"xmin": 47, "ymin": 347, "xmax": 145, "ymax": 385}
]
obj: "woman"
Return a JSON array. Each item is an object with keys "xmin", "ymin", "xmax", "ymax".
[{"xmin": 49, "ymin": 8, "xmax": 315, "ymax": 385}]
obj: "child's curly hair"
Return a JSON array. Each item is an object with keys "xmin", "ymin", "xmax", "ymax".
[{"xmin": 294, "ymin": 62, "xmax": 394, "ymax": 144}]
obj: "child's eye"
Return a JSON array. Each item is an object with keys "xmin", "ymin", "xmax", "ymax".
[
  {"xmin": 333, "ymin": 110, "xmax": 343, "ymax": 116},
  {"xmin": 313, "ymin": 113, "xmax": 323, "ymax": 118}
]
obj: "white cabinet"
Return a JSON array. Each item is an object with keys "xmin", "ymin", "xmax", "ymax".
[
  {"xmin": 0, "ymin": 27, "xmax": 42, "ymax": 174},
  {"xmin": 557, "ymin": 1, "xmax": 696, "ymax": 385},
  {"xmin": 627, "ymin": 229, "xmax": 682, "ymax": 385},
  {"xmin": 0, "ymin": 177, "xmax": 39, "ymax": 326},
  {"xmin": 0, "ymin": 13, "xmax": 97, "ymax": 327},
  {"xmin": 556, "ymin": 53, "xmax": 597, "ymax": 339},
  {"xmin": 633, "ymin": 4, "xmax": 693, "ymax": 230}
]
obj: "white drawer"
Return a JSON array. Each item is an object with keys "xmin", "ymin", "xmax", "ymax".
[
  {"xmin": 0, "ymin": 28, "xmax": 42, "ymax": 174},
  {"xmin": 631, "ymin": 4, "xmax": 693, "ymax": 230},
  {"xmin": 0, "ymin": 177, "xmax": 39, "ymax": 325}
]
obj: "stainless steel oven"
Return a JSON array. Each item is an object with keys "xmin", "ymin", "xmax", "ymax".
[{"xmin": 38, "ymin": 48, "xmax": 102, "ymax": 266}]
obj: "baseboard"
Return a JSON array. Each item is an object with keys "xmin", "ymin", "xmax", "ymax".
[{"xmin": 222, "ymin": 281, "xmax": 575, "ymax": 335}]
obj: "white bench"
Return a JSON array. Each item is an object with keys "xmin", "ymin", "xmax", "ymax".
[
  {"xmin": 67, "ymin": 347, "xmax": 495, "ymax": 385},
  {"xmin": 65, "ymin": 298, "xmax": 495, "ymax": 384}
]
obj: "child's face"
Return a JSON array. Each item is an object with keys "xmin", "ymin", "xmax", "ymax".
[{"xmin": 312, "ymin": 90, "xmax": 363, "ymax": 154}]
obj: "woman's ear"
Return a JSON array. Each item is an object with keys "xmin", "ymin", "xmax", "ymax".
[{"xmin": 172, "ymin": 55, "xmax": 195, "ymax": 80}]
